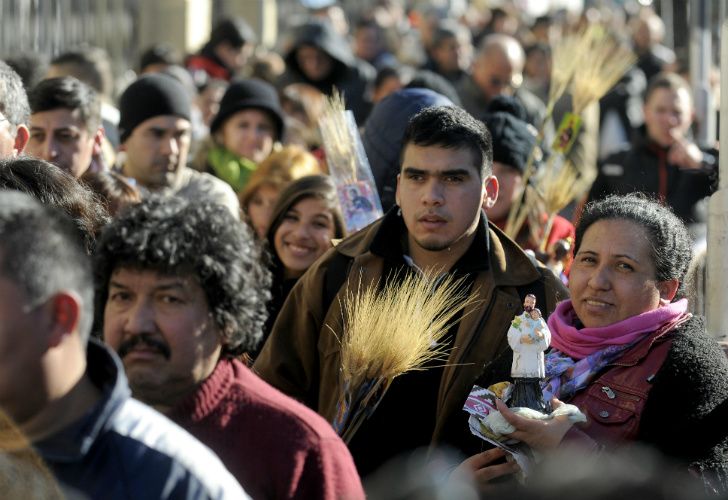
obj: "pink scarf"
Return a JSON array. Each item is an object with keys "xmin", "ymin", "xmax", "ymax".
[{"xmin": 547, "ymin": 299, "xmax": 689, "ymax": 360}]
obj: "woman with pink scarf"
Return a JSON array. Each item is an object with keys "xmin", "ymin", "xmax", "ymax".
[{"xmin": 487, "ymin": 194, "xmax": 728, "ymax": 490}]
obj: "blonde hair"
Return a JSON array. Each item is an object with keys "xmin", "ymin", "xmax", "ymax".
[{"xmin": 239, "ymin": 145, "xmax": 322, "ymax": 212}]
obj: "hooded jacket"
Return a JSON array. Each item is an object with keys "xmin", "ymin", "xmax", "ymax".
[
  {"xmin": 362, "ymin": 88, "xmax": 453, "ymax": 212},
  {"xmin": 277, "ymin": 20, "xmax": 375, "ymax": 124}
]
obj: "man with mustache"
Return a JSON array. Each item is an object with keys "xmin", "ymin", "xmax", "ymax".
[
  {"xmin": 116, "ymin": 73, "xmax": 239, "ymax": 217},
  {"xmin": 254, "ymin": 105, "xmax": 568, "ymax": 479},
  {"xmin": 0, "ymin": 189, "xmax": 245, "ymax": 498},
  {"xmin": 97, "ymin": 196, "xmax": 364, "ymax": 500}
]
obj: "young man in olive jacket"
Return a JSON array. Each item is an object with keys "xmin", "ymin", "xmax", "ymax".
[{"xmin": 254, "ymin": 105, "xmax": 568, "ymax": 476}]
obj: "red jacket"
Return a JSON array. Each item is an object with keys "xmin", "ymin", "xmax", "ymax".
[{"xmin": 568, "ymin": 327, "xmax": 673, "ymax": 444}]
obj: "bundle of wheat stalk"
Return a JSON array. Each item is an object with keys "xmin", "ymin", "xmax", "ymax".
[
  {"xmin": 571, "ymin": 29, "xmax": 636, "ymax": 116},
  {"xmin": 506, "ymin": 27, "xmax": 634, "ymax": 242},
  {"xmin": 331, "ymin": 271, "xmax": 476, "ymax": 443},
  {"xmin": 503, "ymin": 29, "xmax": 583, "ymax": 238},
  {"xmin": 319, "ymin": 89, "xmax": 358, "ymax": 184},
  {"xmin": 529, "ymin": 159, "xmax": 581, "ymax": 252}
]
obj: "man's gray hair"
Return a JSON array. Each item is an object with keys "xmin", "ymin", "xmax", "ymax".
[{"xmin": 0, "ymin": 61, "xmax": 30, "ymax": 131}]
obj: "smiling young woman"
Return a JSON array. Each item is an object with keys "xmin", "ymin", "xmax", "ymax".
[{"xmin": 251, "ymin": 175, "xmax": 345, "ymax": 358}]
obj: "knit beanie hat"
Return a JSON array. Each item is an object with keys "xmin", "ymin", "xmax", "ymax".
[
  {"xmin": 482, "ymin": 96, "xmax": 536, "ymax": 174},
  {"xmin": 118, "ymin": 73, "xmax": 191, "ymax": 143},
  {"xmin": 210, "ymin": 78, "xmax": 285, "ymax": 141}
]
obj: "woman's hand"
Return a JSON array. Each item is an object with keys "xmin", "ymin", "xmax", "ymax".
[
  {"xmin": 450, "ymin": 448, "xmax": 519, "ymax": 491},
  {"xmin": 496, "ymin": 398, "xmax": 574, "ymax": 451}
]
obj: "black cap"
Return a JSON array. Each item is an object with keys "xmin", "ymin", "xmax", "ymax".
[
  {"xmin": 482, "ymin": 112, "xmax": 536, "ymax": 174},
  {"xmin": 210, "ymin": 78, "xmax": 285, "ymax": 140},
  {"xmin": 118, "ymin": 73, "xmax": 191, "ymax": 143}
]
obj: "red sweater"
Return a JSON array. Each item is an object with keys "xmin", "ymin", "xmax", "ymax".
[{"xmin": 168, "ymin": 359, "xmax": 364, "ymax": 500}]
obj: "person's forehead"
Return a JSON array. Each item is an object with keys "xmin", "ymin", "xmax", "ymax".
[
  {"xmin": 297, "ymin": 45, "xmax": 325, "ymax": 56},
  {"xmin": 647, "ymin": 87, "xmax": 691, "ymax": 108},
  {"xmin": 402, "ymin": 143, "xmax": 478, "ymax": 171},
  {"xmin": 134, "ymin": 114, "xmax": 190, "ymax": 132},
  {"xmin": 226, "ymin": 108, "xmax": 274, "ymax": 124},
  {"xmin": 479, "ymin": 52, "xmax": 513, "ymax": 73},
  {"xmin": 30, "ymin": 107, "xmax": 86, "ymax": 128},
  {"xmin": 580, "ymin": 219, "xmax": 653, "ymax": 254},
  {"xmin": 110, "ymin": 266, "xmax": 202, "ymax": 291}
]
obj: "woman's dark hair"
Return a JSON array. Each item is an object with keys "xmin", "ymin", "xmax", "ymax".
[
  {"xmin": 575, "ymin": 193, "xmax": 693, "ymax": 300},
  {"xmin": 0, "ymin": 157, "xmax": 110, "ymax": 254},
  {"xmin": 266, "ymin": 175, "xmax": 346, "ymax": 260},
  {"xmin": 80, "ymin": 170, "xmax": 141, "ymax": 216}
]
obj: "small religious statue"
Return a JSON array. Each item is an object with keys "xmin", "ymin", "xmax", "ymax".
[{"xmin": 507, "ymin": 294, "xmax": 551, "ymax": 413}]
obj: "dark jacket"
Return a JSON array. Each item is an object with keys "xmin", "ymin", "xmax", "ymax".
[
  {"xmin": 35, "ymin": 339, "xmax": 246, "ymax": 499},
  {"xmin": 254, "ymin": 209, "xmax": 567, "ymax": 474},
  {"xmin": 588, "ymin": 131, "xmax": 717, "ymax": 224},
  {"xmin": 476, "ymin": 315, "xmax": 728, "ymax": 488},
  {"xmin": 277, "ymin": 20, "xmax": 375, "ymax": 124}
]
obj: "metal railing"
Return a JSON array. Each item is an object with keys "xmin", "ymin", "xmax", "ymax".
[{"xmin": 0, "ymin": 0, "xmax": 137, "ymax": 95}]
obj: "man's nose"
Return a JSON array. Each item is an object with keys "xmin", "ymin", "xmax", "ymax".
[
  {"xmin": 160, "ymin": 136, "xmax": 179, "ymax": 156},
  {"xmin": 43, "ymin": 138, "xmax": 59, "ymax": 160},
  {"xmin": 123, "ymin": 300, "xmax": 156, "ymax": 335},
  {"xmin": 421, "ymin": 180, "xmax": 445, "ymax": 206}
]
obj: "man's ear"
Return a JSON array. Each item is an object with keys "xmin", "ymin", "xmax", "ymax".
[
  {"xmin": 482, "ymin": 174, "xmax": 499, "ymax": 210},
  {"xmin": 13, "ymin": 125, "xmax": 29, "ymax": 155},
  {"xmin": 394, "ymin": 173, "xmax": 401, "ymax": 207},
  {"xmin": 658, "ymin": 279, "xmax": 680, "ymax": 304},
  {"xmin": 46, "ymin": 292, "xmax": 82, "ymax": 349}
]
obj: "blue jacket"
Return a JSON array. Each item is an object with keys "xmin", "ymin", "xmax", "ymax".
[{"xmin": 35, "ymin": 339, "xmax": 248, "ymax": 500}]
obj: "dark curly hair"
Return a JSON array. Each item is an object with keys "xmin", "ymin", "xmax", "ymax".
[
  {"xmin": 94, "ymin": 196, "xmax": 271, "ymax": 355},
  {"xmin": 575, "ymin": 193, "xmax": 693, "ymax": 300}
]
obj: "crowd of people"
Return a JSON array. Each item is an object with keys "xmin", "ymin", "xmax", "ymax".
[{"xmin": 0, "ymin": 1, "xmax": 726, "ymax": 499}]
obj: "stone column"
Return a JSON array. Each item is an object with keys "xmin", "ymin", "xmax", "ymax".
[{"xmin": 137, "ymin": 0, "xmax": 213, "ymax": 55}]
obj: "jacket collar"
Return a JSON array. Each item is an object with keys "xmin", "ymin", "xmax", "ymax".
[
  {"xmin": 613, "ymin": 314, "xmax": 692, "ymax": 367},
  {"xmin": 34, "ymin": 339, "xmax": 131, "ymax": 462},
  {"xmin": 335, "ymin": 208, "xmax": 542, "ymax": 287}
]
